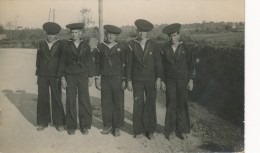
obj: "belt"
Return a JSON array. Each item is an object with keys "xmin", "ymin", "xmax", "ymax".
[
  {"xmin": 69, "ymin": 60, "xmax": 80, "ymax": 65},
  {"xmin": 101, "ymin": 75, "xmax": 122, "ymax": 80}
]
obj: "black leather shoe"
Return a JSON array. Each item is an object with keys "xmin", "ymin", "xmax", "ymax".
[
  {"xmin": 56, "ymin": 126, "xmax": 64, "ymax": 132},
  {"xmin": 147, "ymin": 133, "xmax": 155, "ymax": 140},
  {"xmin": 164, "ymin": 131, "xmax": 171, "ymax": 140},
  {"xmin": 176, "ymin": 132, "xmax": 185, "ymax": 140},
  {"xmin": 113, "ymin": 128, "xmax": 120, "ymax": 137},
  {"xmin": 67, "ymin": 129, "xmax": 75, "ymax": 135},
  {"xmin": 134, "ymin": 133, "xmax": 144, "ymax": 139},
  {"xmin": 164, "ymin": 134, "xmax": 170, "ymax": 140},
  {"xmin": 37, "ymin": 125, "xmax": 47, "ymax": 131},
  {"xmin": 101, "ymin": 127, "xmax": 112, "ymax": 134},
  {"xmin": 80, "ymin": 128, "xmax": 89, "ymax": 135}
]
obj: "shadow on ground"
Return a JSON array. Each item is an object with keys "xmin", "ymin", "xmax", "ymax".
[
  {"xmin": 2, "ymin": 89, "xmax": 164, "ymax": 136},
  {"xmin": 86, "ymin": 96, "xmax": 164, "ymax": 135},
  {"xmin": 198, "ymin": 142, "xmax": 235, "ymax": 152},
  {"xmin": 2, "ymin": 89, "xmax": 38, "ymax": 126}
]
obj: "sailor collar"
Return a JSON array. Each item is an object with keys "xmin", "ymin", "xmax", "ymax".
[
  {"xmin": 101, "ymin": 41, "xmax": 118, "ymax": 49},
  {"xmin": 68, "ymin": 38, "xmax": 83, "ymax": 42},
  {"xmin": 68, "ymin": 39, "xmax": 83, "ymax": 48},
  {"xmin": 45, "ymin": 39, "xmax": 59, "ymax": 50},
  {"xmin": 134, "ymin": 38, "xmax": 150, "ymax": 44}
]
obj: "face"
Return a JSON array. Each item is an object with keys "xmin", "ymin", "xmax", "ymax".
[
  {"xmin": 105, "ymin": 33, "xmax": 117, "ymax": 43},
  {"xmin": 89, "ymin": 38, "xmax": 98, "ymax": 49},
  {"xmin": 169, "ymin": 32, "xmax": 180, "ymax": 44},
  {"xmin": 137, "ymin": 30, "xmax": 148, "ymax": 40},
  {"xmin": 70, "ymin": 29, "xmax": 82, "ymax": 40},
  {"xmin": 46, "ymin": 34, "xmax": 56, "ymax": 42}
]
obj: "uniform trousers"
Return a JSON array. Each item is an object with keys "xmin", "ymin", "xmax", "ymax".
[
  {"xmin": 101, "ymin": 76, "xmax": 124, "ymax": 128},
  {"xmin": 164, "ymin": 79, "xmax": 190, "ymax": 135},
  {"xmin": 132, "ymin": 80, "xmax": 157, "ymax": 135},
  {"xmin": 65, "ymin": 73, "xmax": 92, "ymax": 130},
  {"xmin": 37, "ymin": 76, "xmax": 65, "ymax": 126}
]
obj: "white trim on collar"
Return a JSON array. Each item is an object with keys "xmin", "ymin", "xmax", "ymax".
[
  {"xmin": 45, "ymin": 39, "xmax": 59, "ymax": 50},
  {"xmin": 101, "ymin": 42, "xmax": 118, "ymax": 49},
  {"xmin": 133, "ymin": 38, "xmax": 150, "ymax": 44},
  {"xmin": 68, "ymin": 39, "xmax": 83, "ymax": 42}
]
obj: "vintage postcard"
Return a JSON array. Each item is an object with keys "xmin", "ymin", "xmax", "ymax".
[{"xmin": 0, "ymin": 0, "xmax": 245, "ymax": 152}]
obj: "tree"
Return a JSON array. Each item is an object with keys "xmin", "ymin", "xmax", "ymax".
[
  {"xmin": 80, "ymin": 8, "xmax": 95, "ymax": 29},
  {"xmin": 0, "ymin": 23, "xmax": 4, "ymax": 34},
  {"xmin": 5, "ymin": 21, "xmax": 15, "ymax": 30}
]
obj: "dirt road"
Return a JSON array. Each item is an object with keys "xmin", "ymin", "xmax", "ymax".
[{"xmin": 0, "ymin": 48, "xmax": 243, "ymax": 153}]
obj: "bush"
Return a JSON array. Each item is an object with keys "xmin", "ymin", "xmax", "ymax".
[{"xmin": 189, "ymin": 44, "xmax": 244, "ymax": 127}]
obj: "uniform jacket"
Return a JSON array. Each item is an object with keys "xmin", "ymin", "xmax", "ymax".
[
  {"xmin": 36, "ymin": 39, "xmax": 63, "ymax": 77},
  {"xmin": 61, "ymin": 39, "xmax": 95, "ymax": 77},
  {"xmin": 126, "ymin": 39, "xmax": 163, "ymax": 81},
  {"xmin": 160, "ymin": 42, "xmax": 195, "ymax": 81},
  {"xmin": 94, "ymin": 41, "xmax": 126, "ymax": 78}
]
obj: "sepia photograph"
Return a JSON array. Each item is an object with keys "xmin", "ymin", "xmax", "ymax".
[{"xmin": 0, "ymin": 0, "xmax": 246, "ymax": 152}]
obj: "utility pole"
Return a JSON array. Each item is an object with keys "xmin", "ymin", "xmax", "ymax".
[
  {"xmin": 48, "ymin": 8, "xmax": 51, "ymax": 22},
  {"xmin": 99, "ymin": 0, "xmax": 104, "ymax": 42},
  {"xmin": 53, "ymin": 9, "xmax": 55, "ymax": 22},
  {"xmin": 15, "ymin": 15, "xmax": 18, "ymax": 30}
]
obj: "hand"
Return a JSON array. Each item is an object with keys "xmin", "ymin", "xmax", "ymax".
[
  {"xmin": 36, "ymin": 76, "xmax": 38, "ymax": 85},
  {"xmin": 127, "ymin": 81, "xmax": 133, "ymax": 91},
  {"xmin": 187, "ymin": 79, "xmax": 193, "ymax": 91},
  {"xmin": 121, "ymin": 80, "xmax": 126, "ymax": 90},
  {"xmin": 88, "ymin": 77, "xmax": 93, "ymax": 86},
  {"xmin": 95, "ymin": 77, "xmax": 101, "ymax": 90},
  {"xmin": 155, "ymin": 78, "xmax": 161, "ymax": 90},
  {"xmin": 61, "ymin": 76, "xmax": 67, "ymax": 89},
  {"xmin": 161, "ymin": 81, "xmax": 166, "ymax": 92},
  {"xmin": 56, "ymin": 77, "xmax": 60, "ymax": 83}
]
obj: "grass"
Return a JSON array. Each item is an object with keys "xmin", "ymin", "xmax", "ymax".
[
  {"xmin": 156, "ymin": 94, "xmax": 244, "ymax": 152},
  {"xmin": 190, "ymin": 32, "xmax": 244, "ymax": 41},
  {"xmin": 189, "ymin": 32, "xmax": 244, "ymax": 48},
  {"xmin": 189, "ymin": 102, "xmax": 244, "ymax": 152}
]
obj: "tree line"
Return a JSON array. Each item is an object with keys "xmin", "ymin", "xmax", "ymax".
[{"xmin": 0, "ymin": 21, "xmax": 244, "ymax": 48}]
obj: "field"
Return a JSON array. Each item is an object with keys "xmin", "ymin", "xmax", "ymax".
[{"xmin": 188, "ymin": 32, "xmax": 244, "ymax": 47}]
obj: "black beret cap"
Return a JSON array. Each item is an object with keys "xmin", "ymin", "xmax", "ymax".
[
  {"xmin": 43, "ymin": 22, "xmax": 61, "ymax": 34},
  {"xmin": 66, "ymin": 23, "xmax": 84, "ymax": 30},
  {"xmin": 162, "ymin": 23, "xmax": 181, "ymax": 34},
  {"xmin": 104, "ymin": 25, "xmax": 122, "ymax": 34},
  {"xmin": 135, "ymin": 19, "xmax": 154, "ymax": 32}
]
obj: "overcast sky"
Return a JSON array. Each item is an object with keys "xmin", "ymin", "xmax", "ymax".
[{"xmin": 0, "ymin": 0, "xmax": 244, "ymax": 28}]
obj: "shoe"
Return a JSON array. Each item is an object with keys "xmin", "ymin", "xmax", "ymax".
[
  {"xmin": 134, "ymin": 134, "xmax": 144, "ymax": 139},
  {"xmin": 37, "ymin": 125, "xmax": 46, "ymax": 131},
  {"xmin": 164, "ymin": 132, "xmax": 170, "ymax": 140},
  {"xmin": 67, "ymin": 129, "xmax": 75, "ymax": 135},
  {"xmin": 101, "ymin": 127, "xmax": 112, "ymax": 134},
  {"xmin": 183, "ymin": 133, "xmax": 189, "ymax": 139},
  {"xmin": 147, "ymin": 133, "xmax": 155, "ymax": 140},
  {"xmin": 114, "ymin": 128, "xmax": 120, "ymax": 137},
  {"xmin": 56, "ymin": 126, "xmax": 64, "ymax": 132},
  {"xmin": 176, "ymin": 132, "xmax": 187, "ymax": 140},
  {"xmin": 165, "ymin": 134, "xmax": 170, "ymax": 140},
  {"xmin": 80, "ymin": 128, "xmax": 89, "ymax": 135},
  {"xmin": 169, "ymin": 132, "xmax": 176, "ymax": 140}
]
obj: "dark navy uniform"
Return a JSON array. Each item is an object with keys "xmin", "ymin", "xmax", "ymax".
[
  {"xmin": 126, "ymin": 20, "xmax": 163, "ymax": 136},
  {"xmin": 94, "ymin": 25, "xmax": 126, "ymax": 135},
  {"xmin": 36, "ymin": 22, "xmax": 65, "ymax": 128},
  {"xmin": 62, "ymin": 34, "xmax": 95, "ymax": 131},
  {"xmin": 161, "ymin": 23, "xmax": 195, "ymax": 138},
  {"xmin": 95, "ymin": 41, "xmax": 126, "ymax": 129}
]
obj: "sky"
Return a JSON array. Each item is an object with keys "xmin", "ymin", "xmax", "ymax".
[{"xmin": 0, "ymin": 0, "xmax": 244, "ymax": 29}]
